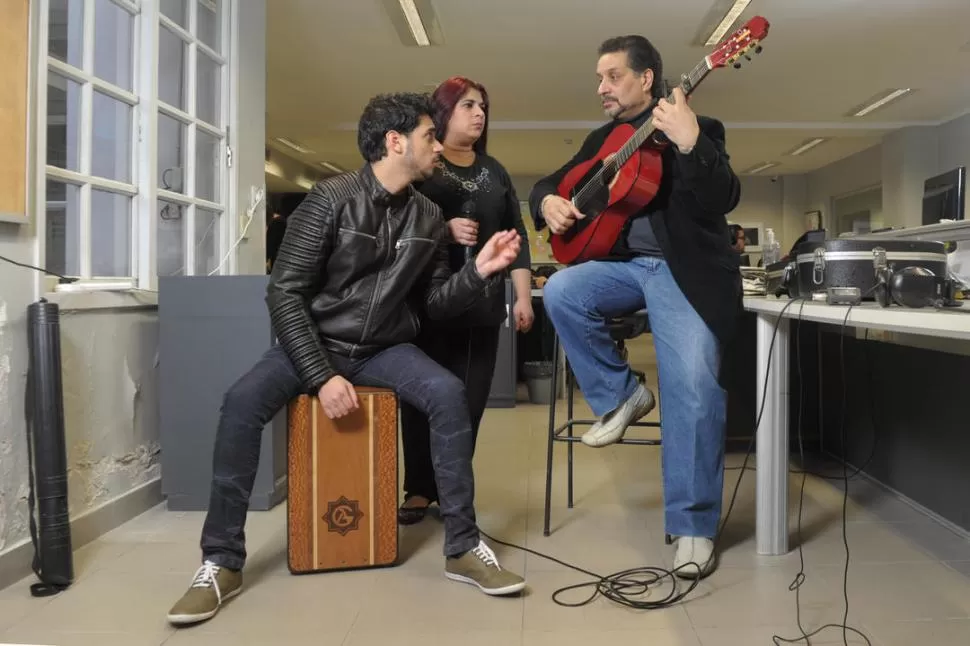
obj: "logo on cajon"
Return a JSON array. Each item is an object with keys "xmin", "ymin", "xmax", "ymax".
[{"xmin": 323, "ymin": 495, "xmax": 364, "ymax": 536}]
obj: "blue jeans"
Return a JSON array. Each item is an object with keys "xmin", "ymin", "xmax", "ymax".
[
  {"xmin": 543, "ymin": 256, "xmax": 726, "ymax": 538},
  {"xmin": 200, "ymin": 343, "xmax": 481, "ymax": 569}
]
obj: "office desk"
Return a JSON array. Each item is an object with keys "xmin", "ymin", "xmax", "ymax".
[{"xmin": 743, "ymin": 296, "xmax": 970, "ymax": 556}]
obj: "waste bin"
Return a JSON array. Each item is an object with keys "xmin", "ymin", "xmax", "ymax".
[{"xmin": 523, "ymin": 360, "xmax": 560, "ymax": 405}]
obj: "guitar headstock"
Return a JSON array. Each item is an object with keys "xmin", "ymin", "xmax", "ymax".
[{"xmin": 708, "ymin": 16, "xmax": 770, "ymax": 70}]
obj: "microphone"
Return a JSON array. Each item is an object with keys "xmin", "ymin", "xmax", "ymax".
[{"xmin": 459, "ymin": 199, "xmax": 477, "ymax": 264}]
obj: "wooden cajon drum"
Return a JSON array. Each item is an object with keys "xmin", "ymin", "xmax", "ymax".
[{"xmin": 286, "ymin": 388, "xmax": 399, "ymax": 574}]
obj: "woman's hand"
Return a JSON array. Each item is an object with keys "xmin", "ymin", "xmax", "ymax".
[
  {"xmin": 448, "ymin": 218, "xmax": 478, "ymax": 247},
  {"xmin": 513, "ymin": 296, "xmax": 534, "ymax": 332}
]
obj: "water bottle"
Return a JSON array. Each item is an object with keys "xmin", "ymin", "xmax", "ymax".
[{"xmin": 763, "ymin": 228, "xmax": 781, "ymax": 265}]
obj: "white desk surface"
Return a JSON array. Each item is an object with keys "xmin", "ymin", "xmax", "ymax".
[{"xmin": 743, "ymin": 296, "xmax": 970, "ymax": 341}]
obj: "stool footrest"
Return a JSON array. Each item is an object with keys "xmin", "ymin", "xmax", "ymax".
[
  {"xmin": 551, "ymin": 435, "xmax": 662, "ymax": 446},
  {"xmin": 550, "ymin": 420, "xmax": 662, "ymax": 445}
]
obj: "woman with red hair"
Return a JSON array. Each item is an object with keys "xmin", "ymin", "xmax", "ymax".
[{"xmin": 398, "ymin": 76, "xmax": 534, "ymax": 525}]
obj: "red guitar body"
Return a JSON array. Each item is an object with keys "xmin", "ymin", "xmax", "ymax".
[{"xmin": 550, "ymin": 124, "xmax": 663, "ymax": 265}]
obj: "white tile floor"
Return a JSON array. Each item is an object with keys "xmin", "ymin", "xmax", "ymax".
[{"xmin": 2, "ymin": 337, "xmax": 969, "ymax": 645}]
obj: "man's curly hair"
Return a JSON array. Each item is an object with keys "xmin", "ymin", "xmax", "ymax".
[{"xmin": 357, "ymin": 92, "xmax": 435, "ymax": 162}]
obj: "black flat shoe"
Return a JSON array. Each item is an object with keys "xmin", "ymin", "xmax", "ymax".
[
  {"xmin": 397, "ymin": 505, "xmax": 428, "ymax": 525},
  {"xmin": 397, "ymin": 497, "xmax": 436, "ymax": 525}
]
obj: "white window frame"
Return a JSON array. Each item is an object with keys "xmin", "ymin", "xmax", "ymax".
[
  {"xmin": 33, "ymin": 0, "xmax": 236, "ymax": 293},
  {"xmin": 153, "ymin": 0, "xmax": 233, "ymax": 287}
]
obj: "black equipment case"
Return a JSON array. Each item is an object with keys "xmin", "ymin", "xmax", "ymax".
[{"xmin": 790, "ymin": 238, "xmax": 948, "ymax": 300}]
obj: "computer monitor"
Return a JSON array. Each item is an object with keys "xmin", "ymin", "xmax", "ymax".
[{"xmin": 921, "ymin": 166, "xmax": 965, "ymax": 225}]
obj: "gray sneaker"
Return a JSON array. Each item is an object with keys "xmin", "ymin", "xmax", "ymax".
[
  {"xmin": 581, "ymin": 383, "xmax": 655, "ymax": 447},
  {"xmin": 445, "ymin": 541, "xmax": 526, "ymax": 595},
  {"xmin": 167, "ymin": 561, "xmax": 243, "ymax": 626}
]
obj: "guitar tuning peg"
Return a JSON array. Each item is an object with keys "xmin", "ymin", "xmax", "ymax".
[
  {"xmin": 733, "ymin": 62, "xmax": 742, "ymax": 69},
  {"xmin": 755, "ymin": 45, "xmax": 763, "ymax": 54},
  {"xmin": 744, "ymin": 55, "xmax": 751, "ymax": 61}
]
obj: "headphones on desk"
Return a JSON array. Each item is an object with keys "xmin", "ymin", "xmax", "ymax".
[{"xmin": 874, "ymin": 265, "xmax": 961, "ymax": 309}]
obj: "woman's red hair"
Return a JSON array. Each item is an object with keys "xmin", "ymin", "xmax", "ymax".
[{"xmin": 431, "ymin": 76, "xmax": 489, "ymax": 154}]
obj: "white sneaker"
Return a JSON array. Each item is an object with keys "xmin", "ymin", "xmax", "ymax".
[
  {"xmin": 673, "ymin": 536, "xmax": 716, "ymax": 579},
  {"xmin": 581, "ymin": 384, "xmax": 655, "ymax": 447}
]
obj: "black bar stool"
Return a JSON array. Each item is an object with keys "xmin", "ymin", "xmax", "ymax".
[{"xmin": 542, "ymin": 309, "xmax": 664, "ymax": 537}]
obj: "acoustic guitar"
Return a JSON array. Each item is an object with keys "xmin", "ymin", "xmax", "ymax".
[{"xmin": 549, "ymin": 16, "xmax": 770, "ymax": 265}]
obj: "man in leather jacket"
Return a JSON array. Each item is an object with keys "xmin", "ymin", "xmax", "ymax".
[{"xmin": 167, "ymin": 92, "xmax": 527, "ymax": 627}]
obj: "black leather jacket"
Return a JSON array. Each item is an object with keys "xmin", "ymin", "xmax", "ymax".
[{"xmin": 266, "ymin": 164, "xmax": 501, "ymax": 392}]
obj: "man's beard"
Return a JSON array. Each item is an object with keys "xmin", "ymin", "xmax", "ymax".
[
  {"xmin": 602, "ymin": 98, "xmax": 624, "ymax": 119},
  {"xmin": 404, "ymin": 148, "xmax": 433, "ymax": 181}
]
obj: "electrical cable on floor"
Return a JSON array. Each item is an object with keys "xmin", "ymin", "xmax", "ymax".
[
  {"xmin": 480, "ymin": 296, "xmax": 877, "ymax": 646},
  {"xmin": 768, "ymin": 302, "xmax": 872, "ymax": 646},
  {"xmin": 483, "ymin": 297, "xmax": 799, "ymax": 612}
]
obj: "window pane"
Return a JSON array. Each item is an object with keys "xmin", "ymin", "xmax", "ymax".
[
  {"xmin": 160, "ymin": 0, "xmax": 187, "ymax": 28},
  {"xmin": 48, "ymin": 0, "xmax": 82, "ymax": 69},
  {"xmin": 157, "ymin": 199, "xmax": 185, "ymax": 276},
  {"xmin": 159, "ymin": 26, "xmax": 187, "ymax": 110},
  {"xmin": 195, "ymin": 131, "xmax": 220, "ymax": 202},
  {"xmin": 196, "ymin": 52, "xmax": 221, "ymax": 125},
  {"xmin": 158, "ymin": 113, "xmax": 186, "ymax": 193},
  {"xmin": 44, "ymin": 180, "xmax": 81, "ymax": 277},
  {"xmin": 92, "ymin": 92, "xmax": 132, "ymax": 182},
  {"xmin": 91, "ymin": 190, "xmax": 132, "ymax": 276},
  {"xmin": 195, "ymin": 208, "xmax": 220, "ymax": 275},
  {"xmin": 197, "ymin": 0, "xmax": 221, "ymax": 52},
  {"xmin": 47, "ymin": 72, "xmax": 81, "ymax": 172},
  {"xmin": 93, "ymin": 0, "xmax": 133, "ymax": 90}
]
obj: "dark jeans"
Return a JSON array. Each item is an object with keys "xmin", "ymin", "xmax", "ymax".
[
  {"xmin": 199, "ymin": 343, "xmax": 481, "ymax": 569},
  {"xmin": 400, "ymin": 324, "xmax": 501, "ymax": 503}
]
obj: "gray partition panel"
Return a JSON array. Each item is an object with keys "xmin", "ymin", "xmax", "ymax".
[{"xmin": 158, "ymin": 275, "xmax": 287, "ymax": 511}]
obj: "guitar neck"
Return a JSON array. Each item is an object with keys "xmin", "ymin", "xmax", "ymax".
[{"xmin": 613, "ymin": 57, "xmax": 713, "ymax": 163}]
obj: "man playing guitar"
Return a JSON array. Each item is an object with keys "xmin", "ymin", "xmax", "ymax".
[{"xmin": 529, "ymin": 34, "xmax": 742, "ymax": 579}]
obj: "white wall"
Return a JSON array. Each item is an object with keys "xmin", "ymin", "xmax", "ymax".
[
  {"xmin": 0, "ymin": 0, "xmax": 267, "ymax": 589},
  {"xmin": 805, "ymin": 144, "xmax": 883, "ymax": 223},
  {"xmin": 234, "ymin": 0, "xmax": 267, "ymax": 274},
  {"xmin": 728, "ymin": 176, "xmax": 784, "ymax": 260},
  {"xmin": 881, "ymin": 126, "xmax": 941, "ymax": 229},
  {"xmin": 0, "ymin": 222, "xmax": 38, "ymax": 583}
]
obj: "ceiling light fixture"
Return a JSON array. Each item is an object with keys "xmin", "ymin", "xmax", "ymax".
[
  {"xmin": 704, "ymin": 0, "xmax": 752, "ymax": 46},
  {"xmin": 318, "ymin": 162, "xmax": 344, "ymax": 174},
  {"xmin": 398, "ymin": 0, "xmax": 430, "ymax": 46},
  {"xmin": 847, "ymin": 88, "xmax": 913, "ymax": 117},
  {"xmin": 382, "ymin": 0, "xmax": 443, "ymax": 47},
  {"xmin": 743, "ymin": 161, "xmax": 779, "ymax": 174},
  {"xmin": 275, "ymin": 137, "xmax": 315, "ymax": 154},
  {"xmin": 786, "ymin": 138, "xmax": 827, "ymax": 156}
]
